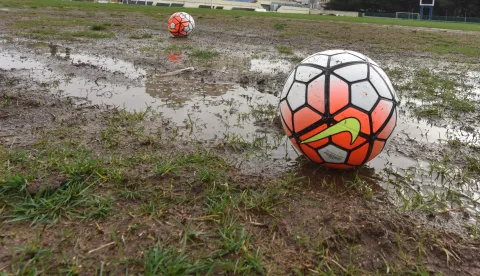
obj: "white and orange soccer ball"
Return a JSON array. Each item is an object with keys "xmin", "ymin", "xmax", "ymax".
[
  {"xmin": 168, "ymin": 12, "xmax": 195, "ymax": 37},
  {"xmin": 279, "ymin": 50, "xmax": 398, "ymax": 169}
]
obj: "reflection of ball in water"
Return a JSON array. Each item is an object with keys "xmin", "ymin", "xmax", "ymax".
[
  {"xmin": 279, "ymin": 50, "xmax": 398, "ymax": 169},
  {"xmin": 168, "ymin": 12, "xmax": 195, "ymax": 37}
]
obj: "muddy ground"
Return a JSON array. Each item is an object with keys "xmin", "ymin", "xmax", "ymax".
[{"xmin": 1, "ymin": 1, "xmax": 480, "ymax": 275}]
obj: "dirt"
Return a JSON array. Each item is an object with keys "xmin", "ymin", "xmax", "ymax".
[{"xmin": 1, "ymin": 3, "xmax": 480, "ymax": 275}]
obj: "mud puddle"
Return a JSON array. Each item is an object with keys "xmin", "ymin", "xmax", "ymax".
[
  {"xmin": 0, "ymin": 47, "xmax": 473, "ymax": 168},
  {"xmin": 1, "ymin": 45, "xmax": 479, "ymax": 226},
  {"xmin": 468, "ymin": 71, "xmax": 480, "ymax": 98},
  {"xmin": 250, "ymin": 59, "xmax": 292, "ymax": 74},
  {"xmin": 0, "ymin": 46, "xmax": 299, "ymax": 171},
  {"xmin": 0, "ymin": 47, "xmax": 475, "ymax": 167},
  {"xmin": 52, "ymin": 50, "xmax": 146, "ymax": 80}
]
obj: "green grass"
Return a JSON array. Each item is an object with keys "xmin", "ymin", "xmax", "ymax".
[
  {"xmin": 191, "ymin": 49, "xmax": 220, "ymax": 60},
  {"xmin": 143, "ymin": 244, "xmax": 206, "ymax": 275},
  {"xmin": 163, "ymin": 44, "xmax": 194, "ymax": 52},
  {"xmin": 129, "ymin": 33, "xmax": 153, "ymax": 39},
  {"xmin": 395, "ymin": 67, "xmax": 476, "ymax": 117},
  {"xmin": 10, "ymin": 244, "xmax": 52, "ymax": 275},
  {"xmin": 1, "ymin": 90, "xmax": 13, "ymax": 107},
  {"xmin": 290, "ymin": 55, "xmax": 304, "ymax": 63},
  {"xmin": 2, "ymin": 0, "xmax": 479, "ymax": 32},
  {"xmin": 276, "ymin": 45, "xmax": 293, "ymax": 55},
  {"xmin": 0, "ymin": 35, "xmax": 12, "ymax": 41},
  {"xmin": 139, "ymin": 198, "xmax": 167, "ymax": 218},
  {"xmin": 10, "ymin": 181, "xmax": 114, "ymax": 224},
  {"xmin": 24, "ymin": 29, "xmax": 58, "ymax": 40},
  {"xmin": 274, "ymin": 22, "xmax": 286, "ymax": 30},
  {"xmin": 414, "ymin": 106, "xmax": 442, "ymax": 118},
  {"xmin": 466, "ymin": 156, "xmax": 480, "ymax": 174},
  {"xmin": 29, "ymin": 29, "xmax": 56, "ymax": 35},
  {"xmin": 0, "ymin": 135, "xmax": 124, "ymax": 225},
  {"xmin": 153, "ymin": 159, "xmax": 179, "ymax": 177},
  {"xmin": 1, "ymin": 163, "xmax": 114, "ymax": 225},
  {"xmin": 142, "ymin": 237, "xmax": 265, "ymax": 275},
  {"xmin": 90, "ymin": 24, "xmax": 107, "ymax": 31},
  {"xmin": 215, "ymin": 217, "xmax": 251, "ymax": 256}
]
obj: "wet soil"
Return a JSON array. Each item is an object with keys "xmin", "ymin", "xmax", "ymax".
[{"xmin": 1, "ymin": 3, "xmax": 480, "ymax": 275}]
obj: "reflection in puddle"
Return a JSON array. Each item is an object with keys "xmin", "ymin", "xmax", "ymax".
[
  {"xmin": 397, "ymin": 109, "xmax": 480, "ymax": 146},
  {"xmin": 48, "ymin": 43, "xmax": 58, "ymax": 56},
  {"xmin": 43, "ymin": 45, "xmax": 146, "ymax": 79},
  {"xmin": 1, "ymin": 47, "xmax": 478, "ymax": 164},
  {"xmin": 250, "ymin": 59, "xmax": 292, "ymax": 74},
  {"xmin": 1, "ymin": 46, "xmax": 479, "ymax": 223},
  {"xmin": 0, "ymin": 47, "xmax": 298, "ymax": 168},
  {"xmin": 167, "ymin": 52, "xmax": 182, "ymax": 63},
  {"xmin": 467, "ymin": 71, "xmax": 480, "ymax": 97},
  {"xmin": 62, "ymin": 53, "xmax": 146, "ymax": 79},
  {"xmin": 0, "ymin": 51, "xmax": 44, "ymax": 70},
  {"xmin": 146, "ymin": 77, "xmax": 233, "ymax": 102}
]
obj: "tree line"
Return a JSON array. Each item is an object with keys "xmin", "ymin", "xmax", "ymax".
[{"xmin": 325, "ymin": 0, "xmax": 480, "ymax": 17}]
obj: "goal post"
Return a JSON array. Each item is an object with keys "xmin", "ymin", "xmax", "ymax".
[
  {"xmin": 419, "ymin": 0, "xmax": 435, "ymax": 6},
  {"xmin": 396, "ymin": 12, "xmax": 420, "ymax": 20}
]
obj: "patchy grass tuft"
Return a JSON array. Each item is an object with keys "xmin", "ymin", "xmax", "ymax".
[
  {"xmin": 90, "ymin": 24, "xmax": 107, "ymax": 31},
  {"xmin": 143, "ymin": 244, "xmax": 206, "ymax": 275},
  {"xmin": 10, "ymin": 243, "xmax": 52, "ymax": 275},
  {"xmin": 396, "ymin": 67, "xmax": 476, "ymax": 117},
  {"xmin": 191, "ymin": 49, "xmax": 220, "ymax": 60},
  {"xmin": 276, "ymin": 45, "xmax": 293, "ymax": 55},
  {"xmin": 164, "ymin": 44, "xmax": 194, "ymax": 52},
  {"xmin": 274, "ymin": 22, "xmax": 286, "ymax": 30},
  {"xmin": 290, "ymin": 55, "xmax": 304, "ymax": 63},
  {"xmin": 414, "ymin": 106, "xmax": 442, "ymax": 118}
]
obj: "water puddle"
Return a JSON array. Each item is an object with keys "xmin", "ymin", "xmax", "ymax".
[
  {"xmin": 1, "ymin": 47, "xmax": 478, "ymax": 166},
  {"xmin": 1, "ymin": 45, "xmax": 479, "ymax": 224},
  {"xmin": 26, "ymin": 42, "xmax": 49, "ymax": 49},
  {"xmin": 183, "ymin": 56, "xmax": 293, "ymax": 75},
  {"xmin": 50, "ymin": 46, "xmax": 146, "ymax": 79},
  {"xmin": 0, "ymin": 46, "xmax": 298, "ymax": 168},
  {"xmin": 147, "ymin": 76, "xmax": 233, "ymax": 102},
  {"xmin": 396, "ymin": 109, "xmax": 480, "ymax": 146},
  {"xmin": 250, "ymin": 59, "xmax": 292, "ymax": 74},
  {"xmin": 467, "ymin": 71, "xmax": 480, "ymax": 98},
  {"xmin": 0, "ymin": 51, "xmax": 44, "ymax": 70}
]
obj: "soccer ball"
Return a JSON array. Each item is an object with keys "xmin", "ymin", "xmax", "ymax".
[
  {"xmin": 168, "ymin": 12, "xmax": 195, "ymax": 37},
  {"xmin": 279, "ymin": 50, "xmax": 398, "ymax": 169}
]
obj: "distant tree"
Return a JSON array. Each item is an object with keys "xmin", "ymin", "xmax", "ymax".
[{"xmin": 325, "ymin": 0, "xmax": 480, "ymax": 17}]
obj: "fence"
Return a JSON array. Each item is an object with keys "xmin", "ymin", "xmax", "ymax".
[{"xmin": 363, "ymin": 12, "xmax": 480, "ymax": 23}]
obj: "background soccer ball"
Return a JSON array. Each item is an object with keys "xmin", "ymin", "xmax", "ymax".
[
  {"xmin": 168, "ymin": 12, "xmax": 195, "ymax": 37},
  {"xmin": 279, "ymin": 50, "xmax": 398, "ymax": 169}
]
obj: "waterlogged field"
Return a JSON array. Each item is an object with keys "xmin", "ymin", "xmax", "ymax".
[{"xmin": 1, "ymin": 0, "xmax": 480, "ymax": 275}]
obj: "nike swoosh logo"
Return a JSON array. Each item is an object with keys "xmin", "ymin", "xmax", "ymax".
[{"xmin": 301, "ymin": 118, "xmax": 360, "ymax": 145}]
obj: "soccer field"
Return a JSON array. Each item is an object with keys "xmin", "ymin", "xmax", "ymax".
[
  {"xmin": 2, "ymin": 0, "xmax": 480, "ymax": 31},
  {"xmin": 1, "ymin": 0, "xmax": 480, "ymax": 275}
]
